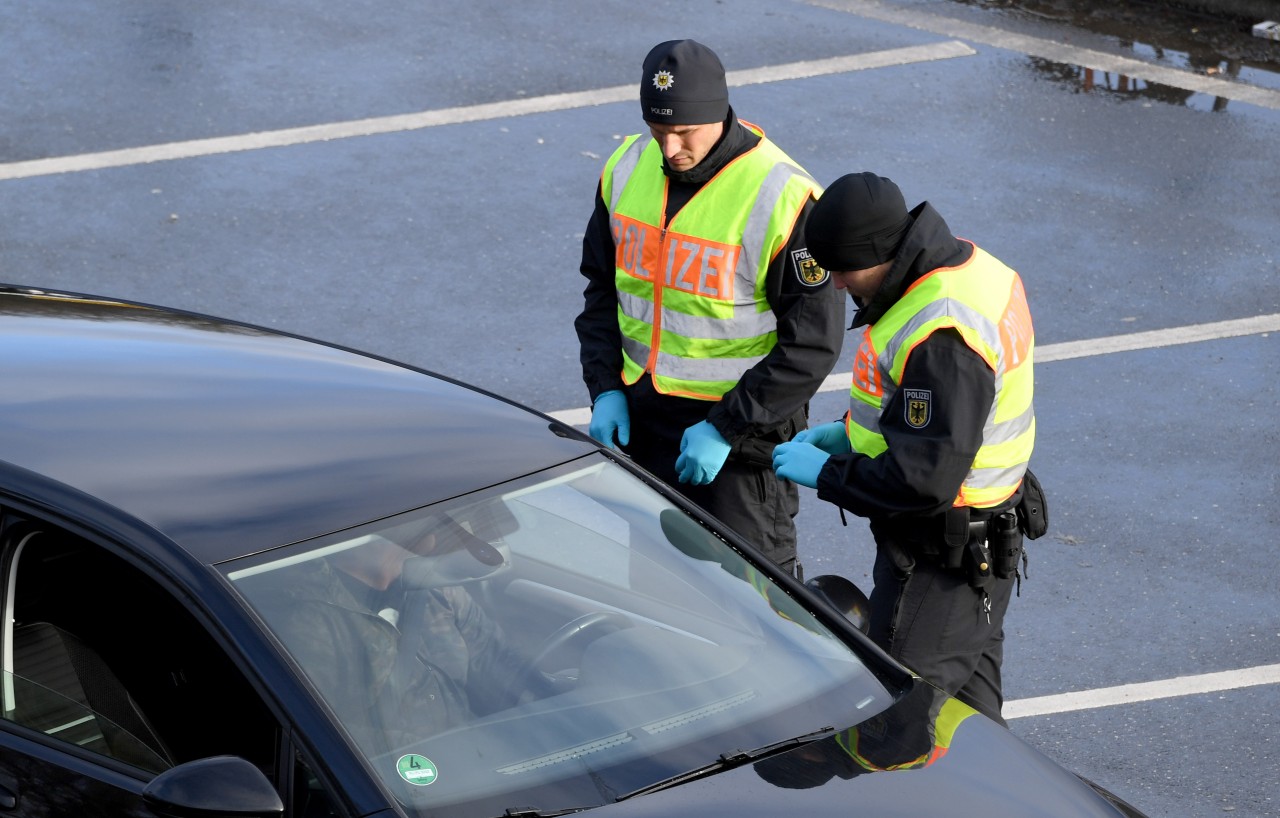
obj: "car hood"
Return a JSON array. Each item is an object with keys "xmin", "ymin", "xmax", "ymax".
[{"xmin": 598, "ymin": 683, "xmax": 1139, "ymax": 818}]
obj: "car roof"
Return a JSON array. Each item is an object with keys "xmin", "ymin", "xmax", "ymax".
[{"xmin": 0, "ymin": 286, "xmax": 594, "ymax": 564}]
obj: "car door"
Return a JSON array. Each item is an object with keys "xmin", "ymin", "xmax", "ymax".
[{"xmin": 0, "ymin": 512, "xmax": 346, "ymax": 817}]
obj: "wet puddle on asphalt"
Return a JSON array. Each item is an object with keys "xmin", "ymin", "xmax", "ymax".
[{"xmin": 951, "ymin": 0, "xmax": 1280, "ymax": 110}]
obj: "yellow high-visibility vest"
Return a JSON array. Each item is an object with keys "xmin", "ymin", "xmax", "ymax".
[
  {"xmin": 600, "ymin": 122, "xmax": 820, "ymax": 400},
  {"xmin": 844, "ymin": 246, "xmax": 1035, "ymax": 507}
]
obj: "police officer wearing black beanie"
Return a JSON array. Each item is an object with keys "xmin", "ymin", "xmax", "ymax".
[
  {"xmin": 773, "ymin": 172, "xmax": 1041, "ymax": 724},
  {"xmin": 575, "ymin": 40, "xmax": 845, "ymax": 576}
]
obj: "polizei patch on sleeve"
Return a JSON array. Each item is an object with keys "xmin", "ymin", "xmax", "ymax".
[
  {"xmin": 904, "ymin": 388, "xmax": 932, "ymax": 429},
  {"xmin": 791, "ymin": 248, "xmax": 828, "ymax": 286}
]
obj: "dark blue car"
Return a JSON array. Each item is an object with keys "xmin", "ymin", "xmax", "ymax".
[{"xmin": 0, "ymin": 286, "xmax": 1146, "ymax": 817}]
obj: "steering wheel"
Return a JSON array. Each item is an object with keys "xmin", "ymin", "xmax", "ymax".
[{"xmin": 516, "ymin": 611, "xmax": 634, "ymax": 695}]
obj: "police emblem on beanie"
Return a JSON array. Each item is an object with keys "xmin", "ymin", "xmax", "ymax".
[
  {"xmin": 806, "ymin": 172, "xmax": 913, "ymax": 272},
  {"xmin": 640, "ymin": 40, "xmax": 730, "ymax": 125}
]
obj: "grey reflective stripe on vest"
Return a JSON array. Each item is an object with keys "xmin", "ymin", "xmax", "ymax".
[
  {"xmin": 896, "ymin": 296, "xmax": 1003, "ymax": 371},
  {"xmin": 734, "ymin": 160, "xmax": 816, "ymax": 294},
  {"xmin": 606, "ymin": 138, "xmax": 646, "ymax": 211},
  {"xmin": 618, "ymin": 291, "xmax": 656, "ymax": 326},
  {"xmin": 620, "ymin": 289, "xmax": 773, "ymax": 344},
  {"xmin": 969, "ymin": 462, "xmax": 1029, "ymax": 491},
  {"xmin": 984, "ymin": 400, "xmax": 1035, "ymax": 447},
  {"xmin": 662, "ymin": 302, "xmax": 776, "ymax": 340},
  {"xmin": 621, "ymin": 335, "xmax": 768, "ymax": 382},
  {"xmin": 847, "ymin": 397, "xmax": 882, "ymax": 432}
]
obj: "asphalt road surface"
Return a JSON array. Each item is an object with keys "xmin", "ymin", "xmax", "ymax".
[{"xmin": 3, "ymin": 0, "xmax": 1278, "ymax": 814}]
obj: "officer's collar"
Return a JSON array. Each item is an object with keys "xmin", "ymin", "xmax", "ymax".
[
  {"xmin": 660, "ymin": 108, "xmax": 752, "ymax": 185},
  {"xmin": 850, "ymin": 203, "xmax": 971, "ymax": 329}
]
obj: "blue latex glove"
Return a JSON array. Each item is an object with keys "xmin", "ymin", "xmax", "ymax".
[
  {"xmin": 588, "ymin": 390, "xmax": 630, "ymax": 450},
  {"xmin": 675, "ymin": 420, "xmax": 731, "ymax": 486},
  {"xmin": 771, "ymin": 441, "xmax": 831, "ymax": 489},
  {"xmin": 791, "ymin": 420, "xmax": 851, "ymax": 455}
]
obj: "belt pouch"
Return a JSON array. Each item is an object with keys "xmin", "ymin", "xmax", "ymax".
[{"xmin": 942, "ymin": 506, "xmax": 969, "ymax": 570}]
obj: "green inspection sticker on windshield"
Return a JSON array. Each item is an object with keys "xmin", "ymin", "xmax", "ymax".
[{"xmin": 396, "ymin": 754, "xmax": 439, "ymax": 786}]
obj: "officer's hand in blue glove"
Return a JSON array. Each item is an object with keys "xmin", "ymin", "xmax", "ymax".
[
  {"xmin": 791, "ymin": 420, "xmax": 851, "ymax": 455},
  {"xmin": 588, "ymin": 390, "xmax": 630, "ymax": 450},
  {"xmin": 771, "ymin": 441, "xmax": 831, "ymax": 489},
  {"xmin": 675, "ymin": 420, "xmax": 731, "ymax": 486}
]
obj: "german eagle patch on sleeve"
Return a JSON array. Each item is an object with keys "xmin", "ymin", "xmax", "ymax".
[
  {"xmin": 904, "ymin": 388, "xmax": 932, "ymax": 429},
  {"xmin": 791, "ymin": 248, "xmax": 829, "ymax": 287}
]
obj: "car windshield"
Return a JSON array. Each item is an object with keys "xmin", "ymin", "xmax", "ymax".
[{"xmin": 225, "ymin": 455, "xmax": 894, "ymax": 818}]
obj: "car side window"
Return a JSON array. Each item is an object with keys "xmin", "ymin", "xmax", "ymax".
[
  {"xmin": 4, "ymin": 620, "xmax": 172, "ymax": 773},
  {"xmin": 0, "ymin": 518, "xmax": 280, "ymax": 780},
  {"xmin": 294, "ymin": 750, "xmax": 345, "ymax": 818}
]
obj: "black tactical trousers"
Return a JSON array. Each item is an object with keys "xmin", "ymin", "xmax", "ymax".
[{"xmin": 866, "ymin": 537, "xmax": 1016, "ymax": 725}]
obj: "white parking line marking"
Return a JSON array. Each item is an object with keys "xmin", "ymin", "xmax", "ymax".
[
  {"xmin": 547, "ymin": 314, "xmax": 1280, "ymax": 425},
  {"xmin": 0, "ymin": 42, "xmax": 973, "ymax": 183},
  {"xmin": 808, "ymin": 0, "xmax": 1280, "ymax": 110},
  {"xmin": 1005, "ymin": 663, "xmax": 1280, "ymax": 719},
  {"xmin": 1034, "ymin": 314, "xmax": 1280, "ymax": 363}
]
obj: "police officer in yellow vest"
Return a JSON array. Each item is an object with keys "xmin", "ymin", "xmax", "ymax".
[
  {"xmin": 772, "ymin": 172, "xmax": 1039, "ymax": 724},
  {"xmin": 576, "ymin": 40, "xmax": 844, "ymax": 576}
]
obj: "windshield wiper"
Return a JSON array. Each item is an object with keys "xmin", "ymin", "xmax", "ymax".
[
  {"xmin": 498, "ymin": 807, "xmax": 591, "ymax": 818},
  {"xmin": 614, "ymin": 726, "xmax": 837, "ymax": 802}
]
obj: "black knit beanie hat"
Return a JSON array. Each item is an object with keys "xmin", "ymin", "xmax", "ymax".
[
  {"xmin": 640, "ymin": 40, "xmax": 730, "ymax": 125},
  {"xmin": 806, "ymin": 172, "xmax": 913, "ymax": 271}
]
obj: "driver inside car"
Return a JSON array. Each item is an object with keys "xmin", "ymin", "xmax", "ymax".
[{"xmin": 263, "ymin": 516, "xmax": 524, "ymax": 752}]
